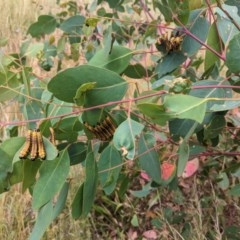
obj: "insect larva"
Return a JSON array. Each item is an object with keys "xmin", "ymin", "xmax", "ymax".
[
  {"xmin": 36, "ymin": 129, "xmax": 46, "ymax": 160},
  {"xmin": 96, "ymin": 123, "xmax": 112, "ymax": 140},
  {"xmin": 94, "ymin": 124, "xmax": 109, "ymax": 141},
  {"xmin": 19, "ymin": 130, "xmax": 32, "ymax": 159},
  {"xmin": 30, "ymin": 130, "xmax": 38, "ymax": 161},
  {"xmin": 49, "ymin": 127, "xmax": 55, "ymax": 145},
  {"xmin": 103, "ymin": 116, "xmax": 116, "ymax": 136},
  {"xmin": 84, "ymin": 122, "xmax": 101, "ymax": 140}
]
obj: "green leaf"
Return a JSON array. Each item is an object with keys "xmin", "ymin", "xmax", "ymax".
[
  {"xmin": 216, "ymin": 5, "xmax": 239, "ymax": 44},
  {"xmin": 27, "ymin": 15, "xmax": 57, "ymax": 38},
  {"xmin": 204, "ymin": 115, "xmax": 226, "ymax": 140},
  {"xmin": 0, "ymin": 148, "xmax": 12, "ymax": 193},
  {"xmin": 225, "ymin": 0, "xmax": 240, "ymax": 14},
  {"xmin": 226, "ymin": 33, "xmax": 240, "ymax": 73},
  {"xmin": 0, "ymin": 137, "xmax": 25, "ymax": 160},
  {"xmin": 138, "ymin": 133, "xmax": 161, "ymax": 184},
  {"xmin": 210, "ymin": 100, "xmax": 240, "ymax": 111},
  {"xmin": 218, "ymin": 172, "xmax": 229, "ymax": 191},
  {"xmin": 26, "ymin": 42, "xmax": 44, "ymax": 57},
  {"xmin": 113, "ymin": 119, "xmax": 144, "ymax": 160},
  {"xmin": 182, "ymin": 14, "xmax": 210, "ymax": 57},
  {"xmin": 60, "ymin": 15, "xmax": 85, "ymax": 34},
  {"xmin": 47, "ymin": 65, "xmax": 127, "ymax": 107},
  {"xmin": 22, "ymin": 160, "xmax": 42, "ymax": 192},
  {"xmin": 205, "ymin": 24, "xmax": 221, "ymax": 71},
  {"xmin": 83, "ymin": 82, "xmax": 128, "ymax": 108},
  {"xmin": 71, "ymin": 183, "xmax": 84, "ymax": 219},
  {"xmin": 88, "ymin": 46, "xmax": 132, "ymax": 74},
  {"xmin": 124, "ymin": 64, "xmax": 151, "ymax": 79},
  {"xmin": 46, "ymin": 97, "xmax": 73, "ymax": 126},
  {"xmin": 177, "ymin": 141, "xmax": 189, "ymax": 177},
  {"xmin": 137, "ymin": 103, "xmax": 171, "ymax": 126},
  {"xmin": 155, "ymin": 52, "xmax": 187, "ymax": 77},
  {"xmin": 29, "ymin": 201, "xmax": 54, "ymax": 240},
  {"xmin": 131, "ymin": 214, "xmax": 139, "ymax": 227},
  {"xmin": 0, "ymin": 137, "xmax": 26, "ymax": 191},
  {"xmin": 106, "ymin": 0, "xmax": 122, "ymax": 8},
  {"xmin": 53, "ymin": 116, "xmax": 82, "ymax": 142},
  {"xmin": 0, "ymin": 71, "xmax": 21, "ymax": 102},
  {"xmin": 29, "ymin": 182, "xmax": 69, "ymax": 240},
  {"xmin": 173, "ymin": 0, "xmax": 190, "ymax": 25},
  {"xmin": 52, "ymin": 182, "xmax": 69, "ymax": 219},
  {"xmin": 32, "ymin": 149, "xmax": 70, "ymax": 209},
  {"xmin": 9, "ymin": 160, "xmax": 24, "ymax": 185},
  {"xmin": 98, "ymin": 144, "xmax": 122, "ymax": 195},
  {"xmin": 189, "ymin": 0, "xmax": 202, "ymax": 10},
  {"xmin": 190, "ymin": 80, "xmax": 232, "ymax": 110},
  {"xmin": 164, "ymin": 94, "xmax": 207, "ymax": 124},
  {"xmin": 68, "ymin": 142, "xmax": 87, "ymax": 165},
  {"xmin": 154, "ymin": 0, "xmax": 172, "ymax": 22},
  {"xmin": 130, "ymin": 183, "xmax": 152, "ymax": 198},
  {"xmin": 71, "ymin": 152, "xmax": 98, "ymax": 219},
  {"xmin": 229, "ymin": 183, "xmax": 240, "ymax": 196},
  {"xmin": 81, "ymin": 151, "xmax": 98, "ymax": 217},
  {"xmin": 82, "ymin": 108, "xmax": 106, "ymax": 126},
  {"xmin": 169, "ymin": 119, "xmax": 200, "ymax": 140}
]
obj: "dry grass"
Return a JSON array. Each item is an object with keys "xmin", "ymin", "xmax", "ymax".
[{"xmin": 0, "ymin": 0, "xmax": 56, "ymax": 51}]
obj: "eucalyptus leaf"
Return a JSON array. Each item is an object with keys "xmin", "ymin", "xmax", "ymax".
[
  {"xmin": 226, "ymin": 33, "xmax": 240, "ymax": 73},
  {"xmin": 82, "ymin": 151, "xmax": 98, "ymax": 217},
  {"xmin": 205, "ymin": 24, "xmax": 221, "ymax": 71},
  {"xmin": 138, "ymin": 133, "xmax": 161, "ymax": 184},
  {"xmin": 47, "ymin": 65, "xmax": 127, "ymax": 107},
  {"xmin": 60, "ymin": 15, "xmax": 85, "ymax": 34},
  {"xmin": 32, "ymin": 149, "xmax": 70, "ymax": 209},
  {"xmin": 229, "ymin": 183, "xmax": 240, "ymax": 196},
  {"xmin": 29, "ymin": 201, "xmax": 54, "ymax": 240},
  {"xmin": 155, "ymin": 52, "xmax": 187, "ymax": 78},
  {"xmin": 177, "ymin": 141, "xmax": 190, "ymax": 177},
  {"xmin": 88, "ymin": 46, "xmax": 132, "ymax": 74},
  {"xmin": 0, "ymin": 71, "xmax": 21, "ymax": 102},
  {"xmin": 71, "ymin": 183, "xmax": 84, "ymax": 219},
  {"xmin": 182, "ymin": 14, "xmax": 210, "ymax": 57},
  {"xmin": 98, "ymin": 144, "xmax": 122, "ymax": 195},
  {"xmin": 27, "ymin": 15, "xmax": 57, "ymax": 38},
  {"xmin": 113, "ymin": 119, "xmax": 144, "ymax": 160},
  {"xmin": 164, "ymin": 94, "xmax": 207, "ymax": 124}
]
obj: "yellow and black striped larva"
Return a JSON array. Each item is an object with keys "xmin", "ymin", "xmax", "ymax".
[
  {"xmin": 94, "ymin": 124, "xmax": 109, "ymax": 141},
  {"xmin": 30, "ymin": 129, "xmax": 38, "ymax": 161},
  {"xmin": 19, "ymin": 130, "xmax": 32, "ymax": 159},
  {"xmin": 103, "ymin": 116, "xmax": 116, "ymax": 136},
  {"xmin": 84, "ymin": 116, "xmax": 117, "ymax": 141},
  {"xmin": 96, "ymin": 122, "xmax": 113, "ymax": 139},
  {"xmin": 84, "ymin": 122, "xmax": 102, "ymax": 140},
  {"xmin": 36, "ymin": 129, "xmax": 46, "ymax": 160}
]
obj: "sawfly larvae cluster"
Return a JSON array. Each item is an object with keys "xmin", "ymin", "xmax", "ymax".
[
  {"xmin": 19, "ymin": 129, "xmax": 46, "ymax": 161},
  {"xmin": 156, "ymin": 31, "xmax": 184, "ymax": 53},
  {"xmin": 84, "ymin": 116, "xmax": 116, "ymax": 141}
]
